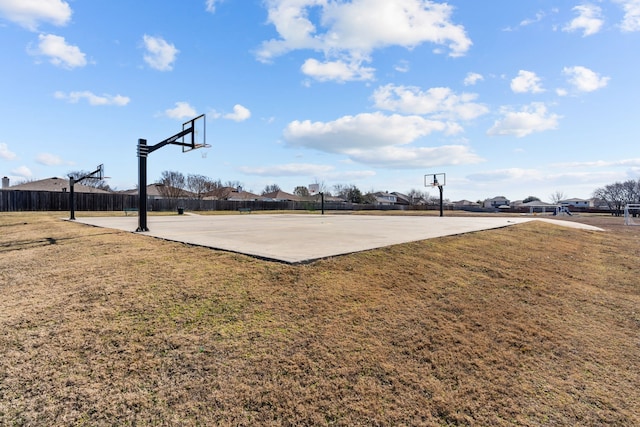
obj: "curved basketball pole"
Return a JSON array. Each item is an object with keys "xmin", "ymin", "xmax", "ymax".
[
  {"xmin": 136, "ymin": 114, "xmax": 207, "ymax": 232},
  {"xmin": 425, "ymin": 173, "xmax": 446, "ymax": 217}
]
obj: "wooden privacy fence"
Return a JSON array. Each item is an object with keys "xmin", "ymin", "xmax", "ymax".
[
  {"xmin": 0, "ymin": 190, "xmax": 138, "ymax": 212},
  {"xmin": 1, "ymin": 190, "xmax": 452, "ymax": 213}
]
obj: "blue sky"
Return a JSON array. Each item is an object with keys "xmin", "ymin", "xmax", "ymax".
[{"xmin": 1, "ymin": 0, "xmax": 638, "ymax": 202}]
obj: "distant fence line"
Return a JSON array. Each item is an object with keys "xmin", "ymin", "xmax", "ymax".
[
  {"xmin": 0, "ymin": 190, "xmax": 139, "ymax": 212},
  {"xmin": 1, "ymin": 190, "xmax": 611, "ymax": 214},
  {"xmin": 1, "ymin": 190, "xmax": 438, "ymax": 213}
]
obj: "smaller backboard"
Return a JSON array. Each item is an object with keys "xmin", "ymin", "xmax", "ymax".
[
  {"xmin": 425, "ymin": 173, "xmax": 446, "ymax": 188},
  {"xmin": 181, "ymin": 114, "xmax": 209, "ymax": 152},
  {"xmin": 309, "ymin": 183, "xmax": 320, "ymax": 195}
]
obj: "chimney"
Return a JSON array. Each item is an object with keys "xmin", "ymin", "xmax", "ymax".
[{"xmin": 2, "ymin": 176, "xmax": 9, "ymax": 189}]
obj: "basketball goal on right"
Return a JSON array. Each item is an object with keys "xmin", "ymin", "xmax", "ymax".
[
  {"xmin": 425, "ymin": 173, "xmax": 446, "ymax": 217},
  {"xmin": 624, "ymin": 204, "xmax": 640, "ymax": 226}
]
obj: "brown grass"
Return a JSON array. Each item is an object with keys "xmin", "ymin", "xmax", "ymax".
[{"xmin": 0, "ymin": 212, "xmax": 639, "ymax": 426}]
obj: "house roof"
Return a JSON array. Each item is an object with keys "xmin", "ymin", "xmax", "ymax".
[
  {"xmin": 225, "ymin": 190, "xmax": 262, "ymax": 201},
  {"xmin": 261, "ymin": 190, "xmax": 301, "ymax": 201},
  {"xmin": 120, "ymin": 184, "xmax": 194, "ymax": 197},
  {"xmin": 560, "ymin": 198, "xmax": 589, "ymax": 203},
  {"xmin": 453, "ymin": 200, "xmax": 480, "ymax": 206},
  {"xmin": 8, "ymin": 177, "xmax": 111, "ymax": 193},
  {"xmin": 520, "ymin": 200, "xmax": 558, "ymax": 207},
  {"xmin": 320, "ymin": 195, "xmax": 346, "ymax": 202}
]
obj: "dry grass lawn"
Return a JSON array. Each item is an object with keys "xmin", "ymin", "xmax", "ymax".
[{"xmin": 0, "ymin": 212, "xmax": 639, "ymax": 426}]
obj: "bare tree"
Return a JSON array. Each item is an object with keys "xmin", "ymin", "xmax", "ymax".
[
  {"xmin": 593, "ymin": 182, "xmax": 628, "ymax": 216},
  {"xmin": 186, "ymin": 174, "xmax": 216, "ymax": 199},
  {"xmin": 550, "ymin": 190, "xmax": 567, "ymax": 204},
  {"xmin": 311, "ymin": 179, "xmax": 331, "ymax": 196},
  {"xmin": 225, "ymin": 180, "xmax": 243, "ymax": 190},
  {"xmin": 262, "ymin": 184, "xmax": 281, "ymax": 195},
  {"xmin": 157, "ymin": 170, "xmax": 186, "ymax": 199},
  {"xmin": 67, "ymin": 170, "xmax": 111, "ymax": 191},
  {"xmin": 407, "ymin": 188, "xmax": 428, "ymax": 205}
]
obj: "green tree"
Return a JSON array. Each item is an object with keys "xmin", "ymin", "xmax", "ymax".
[
  {"xmin": 523, "ymin": 196, "xmax": 541, "ymax": 203},
  {"xmin": 334, "ymin": 184, "xmax": 364, "ymax": 203},
  {"xmin": 293, "ymin": 186, "xmax": 310, "ymax": 197}
]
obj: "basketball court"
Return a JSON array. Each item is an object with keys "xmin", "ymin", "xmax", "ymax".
[
  {"xmin": 72, "ymin": 214, "xmax": 602, "ymax": 264},
  {"xmin": 71, "ymin": 118, "xmax": 602, "ymax": 263}
]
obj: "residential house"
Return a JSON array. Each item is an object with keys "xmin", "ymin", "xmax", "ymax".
[
  {"xmin": 225, "ymin": 189, "xmax": 262, "ymax": 201},
  {"xmin": 483, "ymin": 196, "xmax": 510, "ymax": 209},
  {"xmin": 6, "ymin": 177, "xmax": 110, "ymax": 194},
  {"xmin": 373, "ymin": 192, "xmax": 397, "ymax": 206},
  {"xmin": 519, "ymin": 200, "xmax": 558, "ymax": 214},
  {"xmin": 261, "ymin": 190, "xmax": 301, "ymax": 202},
  {"xmin": 559, "ymin": 198, "xmax": 592, "ymax": 209},
  {"xmin": 452, "ymin": 200, "xmax": 480, "ymax": 208},
  {"xmin": 120, "ymin": 183, "xmax": 194, "ymax": 200}
]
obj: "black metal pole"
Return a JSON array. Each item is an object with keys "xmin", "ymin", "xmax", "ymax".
[
  {"xmin": 137, "ymin": 139, "xmax": 149, "ymax": 232},
  {"xmin": 439, "ymin": 185, "xmax": 444, "ymax": 217},
  {"xmin": 69, "ymin": 178, "xmax": 75, "ymax": 220},
  {"xmin": 321, "ymin": 192, "xmax": 325, "ymax": 215}
]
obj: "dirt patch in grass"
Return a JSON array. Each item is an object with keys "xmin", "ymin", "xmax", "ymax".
[{"xmin": 1, "ymin": 212, "xmax": 639, "ymax": 426}]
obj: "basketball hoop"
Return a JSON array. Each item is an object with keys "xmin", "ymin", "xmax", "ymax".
[
  {"xmin": 425, "ymin": 173, "xmax": 446, "ymax": 188},
  {"xmin": 424, "ymin": 172, "xmax": 446, "ymax": 217}
]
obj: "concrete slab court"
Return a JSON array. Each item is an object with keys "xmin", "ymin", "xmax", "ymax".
[{"xmin": 72, "ymin": 214, "xmax": 603, "ymax": 264}]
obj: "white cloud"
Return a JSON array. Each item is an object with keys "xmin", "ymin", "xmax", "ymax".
[
  {"xmin": 563, "ymin": 4, "xmax": 604, "ymax": 36},
  {"xmin": 562, "ymin": 66, "xmax": 610, "ymax": 92},
  {"xmin": 54, "ymin": 91, "xmax": 130, "ymax": 106},
  {"xmin": 283, "ymin": 111, "xmax": 482, "ymax": 169},
  {"xmin": 463, "ymin": 72, "xmax": 483, "ymax": 86},
  {"xmin": 0, "ymin": 142, "xmax": 17, "ymax": 160},
  {"xmin": 142, "ymin": 35, "xmax": 179, "ymax": 71},
  {"xmin": 31, "ymin": 34, "xmax": 86, "ymax": 69},
  {"xmin": 346, "ymin": 145, "xmax": 484, "ymax": 169},
  {"xmin": 487, "ymin": 102, "xmax": 561, "ymax": 138},
  {"xmin": 467, "ymin": 168, "xmax": 542, "ymax": 183},
  {"xmin": 510, "ymin": 70, "xmax": 544, "ymax": 94},
  {"xmin": 394, "ymin": 60, "xmax": 410, "ymax": 73},
  {"xmin": 257, "ymin": 0, "xmax": 471, "ymax": 81},
  {"xmin": 11, "ymin": 165, "xmax": 32, "ymax": 178},
  {"xmin": 36, "ymin": 152, "xmax": 64, "ymax": 165},
  {"xmin": 552, "ymin": 158, "xmax": 640, "ymax": 168},
  {"xmin": 372, "ymin": 84, "xmax": 489, "ymax": 121},
  {"xmin": 520, "ymin": 11, "xmax": 546, "ymax": 27},
  {"xmin": 223, "ymin": 104, "xmax": 251, "ymax": 122},
  {"xmin": 285, "ymin": 112, "xmax": 460, "ymax": 154},
  {"xmin": 165, "ymin": 102, "xmax": 197, "ymax": 119},
  {"xmin": 614, "ymin": 0, "xmax": 640, "ymax": 32},
  {"xmin": 326, "ymin": 170, "xmax": 377, "ymax": 181},
  {"xmin": 205, "ymin": 0, "xmax": 223, "ymax": 13},
  {"xmin": 301, "ymin": 58, "xmax": 375, "ymax": 82},
  {"xmin": 238, "ymin": 163, "xmax": 335, "ymax": 176},
  {"xmin": 467, "ymin": 168, "xmax": 622, "ymax": 192},
  {"xmin": 0, "ymin": 0, "xmax": 71, "ymax": 31}
]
